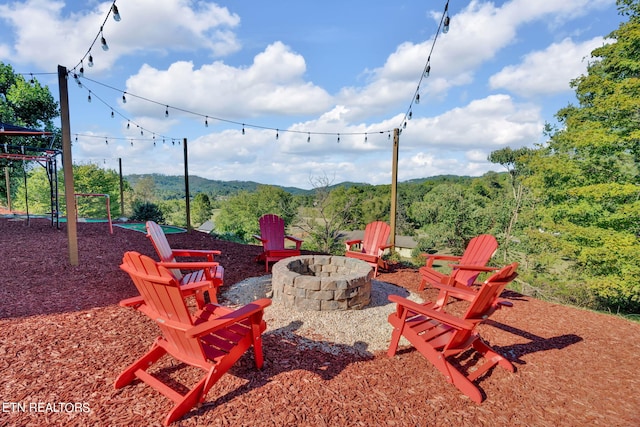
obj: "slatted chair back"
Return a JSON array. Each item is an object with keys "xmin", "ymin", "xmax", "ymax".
[
  {"xmin": 120, "ymin": 251, "xmax": 204, "ymax": 360},
  {"xmin": 452, "ymin": 234, "xmax": 498, "ymax": 287},
  {"xmin": 444, "ymin": 262, "xmax": 518, "ymax": 352},
  {"xmin": 361, "ymin": 221, "xmax": 390, "ymax": 256},
  {"xmin": 146, "ymin": 220, "xmax": 184, "ymax": 280},
  {"xmin": 258, "ymin": 214, "xmax": 286, "ymax": 251}
]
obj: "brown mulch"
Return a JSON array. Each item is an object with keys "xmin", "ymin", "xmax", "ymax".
[{"xmin": 0, "ymin": 218, "xmax": 639, "ymax": 427}]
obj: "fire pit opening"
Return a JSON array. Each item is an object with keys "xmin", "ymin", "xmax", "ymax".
[{"xmin": 271, "ymin": 255, "xmax": 373, "ymax": 311}]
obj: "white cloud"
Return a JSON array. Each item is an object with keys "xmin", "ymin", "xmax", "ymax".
[
  {"xmin": 122, "ymin": 42, "xmax": 333, "ymax": 118},
  {"xmin": 0, "ymin": 0, "xmax": 241, "ymax": 71},
  {"xmin": 489, "ymin": 37, "xmax": 606, "ymax": 97}
]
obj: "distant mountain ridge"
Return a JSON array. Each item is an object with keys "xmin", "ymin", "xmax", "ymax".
[{"xmin": 124, "ymin": 173, "xmax": 474, "ymax": 199}]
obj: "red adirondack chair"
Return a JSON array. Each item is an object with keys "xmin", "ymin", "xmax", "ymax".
[
  {"xmin": 146, "ymin": 220, "xmax": 224, "ymax": 306},
  {"xmin": 418, "ymin": 234, "xmax": 498, "ymax": 291},
  {"xmin": 345, "ymin": 221, "xmax": 392, "ymax": 276},
  {"xmin": 252, "ymin": 214, "xmax": 303, "ymax": 272},
  {"xmin": 116, "ymin": 251, "xmax": 271, "ymax": 426},
  {"xmin": 387, "ymin": 262, "xmax": 518, "ymax": 403}
]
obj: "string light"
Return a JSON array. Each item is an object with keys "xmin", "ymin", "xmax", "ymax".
[
  {"xmin": 112, "ymin": 3, "xmax": 121, "ymax": 22},
  {"xmin": 87, "ymin": 91, "xmax": 92, "ymax": 103},
  {"xmin": 100, "ymin": 28, "xmax": 109, "ymax": 51},
  {"xmin": 242, "ymin": 124, "xmax": 245, "ymax": 135},
  {"xmin": 397, "ymin": 0, "xmax": 450, "ymax": 132},
  {"xmin": 307, "ymin": 132, "xmax": 311, "ymax": 143},
  {"xmin": 87, "ymin": 53, "xmax": 93, "ymax": 67},
  {"xmin": 165, "ymin": 105, "xmax": 169, "ymax": 117},
  {"xmin": 443, "ymin": 4, "xmax": 451, "ymax": 34},
  {"xmin": 79, "ymin": 61, "xmax": 84, "ymax": 77},
  {"xmin": 205, "ymin": 116, "xmax": 208, "ymax": 127},
  {"xmin": 276, "ymin": 129, "xmax": 279, "ymax": 140},
  {"xmin": 122, "ymin": 93, "xmax": 126, "ymax": 103}
]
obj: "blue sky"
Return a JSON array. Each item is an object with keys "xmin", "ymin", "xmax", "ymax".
[{"xmin": 0, "ymin": 0, "xmax": 622, "ymax": 189}]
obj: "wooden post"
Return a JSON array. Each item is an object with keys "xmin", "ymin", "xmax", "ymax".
[
  {"xmin": 58, "ymin": 65, "xmax": 79, "ymax": 265},
  {"xmin": 4, "ymin": 167, "xmax": 11, "ymax": 212},
  {"xmin": 389, "ymin": 128, "xmax": 400, "ymax": 249},
  {"xmin": 183, "ymin": 138, "xmax": 191, "ymax": 232},
  {"xmin": 118, "ymin": 157, "xmax": 124, "ymax": 217}
]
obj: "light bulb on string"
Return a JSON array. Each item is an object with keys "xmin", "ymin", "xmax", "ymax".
[
  {"xmin": 403, "ymin": 121, "xmax": 407, "ymax": 129},
  {"xmin": 408, "ymin": 110, "xmax": 413, "ymax": 120},
  {"xmin": 424, "ymin": 64, "xmax": 431, "ymax": 78},
  {"xmin": 415, "ymin": 93, "xmax": 420, "ymax": 104},
  {"xmin": 276, "ymin": 129, "xmax": 279, "ymax": 140},
  {"xmin": 101, "ymin": 33, "xmax": 109, "ymax": 51},
  {"xmin": 307, "ymin": 133, "xmax": 311, "ymax": 143},
  {"xmin": 443, "ymin": 15, "xmax": 450, "ymax": 34},
  {"xmin": 364, "ymin": 133, "xmax": 368, "ymax": 143},
  {"xmin": 74, "ymin": 73, "xmax": 82, "ymax": 88},
  {"xmin": 337, "ymin": 134, "xmax": 340, "ymax": 143},
  {"xmin": 88, "ymin": 53, "xmax": 93, "ymax": 67},
  {"xmin": 111, "ymin": 110, "xmax": 114, "ymax": 118},
  {"xmin": 205, "ymin": 116, "xmax": 208, "ymax": 127},
  {"xmin": 242, "ymin": 124, "xmax": 245, "ymax": 135},
  {"xmin": 130, "ymin": 140, "xmax": 133, "ymax": 146},
  {"xmin": 87, "ymin": 92, "xmax": 92, "ymax": 103},
  {"xmin": 105, "ymin": 138, "xmax": 108, "ymax": 145},
  {"xmin": 165, "ymin": 106, "xmax": 169, "ymax": 118},
  {"xmin": 126, "ymin": 120, "xmax": 130, "ymax": 129},
  {"xmin": 122, "ymin": 93, "xmax": 127, "ymax": 104},
  {"xmin": 79, "ymin": 62, "xmax": 84, "ymax": 77},
  {"xmin": 29, "ymin": 74, "xmax": 34, "ymax": 84},
  {"xmin": 112, "ymin": 3, "xmax": 121, "ymax": 21}
]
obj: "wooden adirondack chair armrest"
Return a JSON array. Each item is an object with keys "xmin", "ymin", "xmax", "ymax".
[
  {"xmin": 187, "ymin": 298, "xmax": 273, "ymax": 338},
  {"xmin": 420, "ymin": 253, "xmax": 462, "ymax": 267},
  {"xmin": 158, "ymin": 261, "xmax": 220, "ymax": 271},
  {"xmin": 430, "ymin": 282, "xmax": 478, "ymax": 301},
  {"xmin": 119, "ymin": 295, "xmax": 144, "ymax": 308},
  {"xmin": 171, "ymin": 249, "xmax": 221, "ymax": 261},
  {"xmin": 284, "ymin": 235, "xmax": 303, "ymax": 249},
  {"xmin": 388, "ymin": 295, "xmax": 474, "ymax": 331},
  {"xmin": 379, "ymin": 243, "xmax": 393, "ymax": 251},
  {"xmin": 252, "ymin": 234, "xmax": 267, "ymax": 244},
  {"xmin": 448, "ymin": 264, "xmax": 500, "ymax": 272},
  {"xmin": 345, "ymin": 239, "xmax": 362, "ymax": 250}
]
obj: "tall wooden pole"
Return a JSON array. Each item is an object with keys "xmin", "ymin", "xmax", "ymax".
[
  {"xmin": 118, "ymin": 157, "xmax": 124, "ymax": 217},
  {"xmin": 4, "ymin": 167, "xmax": 11, "ymax": 212},
  {"xmin": 389, "ymin": 128, "xmax": 400, "ymax": 249},
  {"xmin": 183, "ymin": 138, "xmax": 191, "ymax": 232},
  {"xmin": 58, "ymin": 65, "xmax": 78, "ymax": 265}
]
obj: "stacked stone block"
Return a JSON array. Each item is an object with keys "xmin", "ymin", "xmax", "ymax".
[{"xmin": 272, "ymin": 255, "xmax": 373, "ymax": 311}]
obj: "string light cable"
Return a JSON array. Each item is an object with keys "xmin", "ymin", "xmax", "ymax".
[{"xmin": 397, "ymin": 0, "xmax": 450, "ymax": 132}]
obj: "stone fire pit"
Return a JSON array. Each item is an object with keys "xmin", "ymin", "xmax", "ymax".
[{"xmin": 271, "ymin": 255, "xmax": 373, "ymax": 311}]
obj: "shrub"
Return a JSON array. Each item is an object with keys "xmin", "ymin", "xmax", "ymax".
[{"xmin": 130, "ymin": 202, "xmax": 165, "ymax": 223}]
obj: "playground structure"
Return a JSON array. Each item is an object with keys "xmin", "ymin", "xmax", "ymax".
[{"xmin": 1, "ymin": 143, "xmax": 61, "ymax": 227}]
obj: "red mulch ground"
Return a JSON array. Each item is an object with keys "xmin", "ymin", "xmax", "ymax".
[{"xmin": 1, "ymin": 218, "xmax": 639, "ymax": 427}]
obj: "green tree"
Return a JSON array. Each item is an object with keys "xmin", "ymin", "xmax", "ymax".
[
  {"xmin": 14, "ymin": 163, "xmax": 125, "ymax": 219},
  {"xmin": 515, "ymin": 0, "xmax": 640, "ymax": 313},
  {"xmin": 215, "ymin": 185, "xmax": 297, "ymax": 241},
  {"xmin": 298, "ymin": 176, "xmax": 360, "ymax": 253},
  {"xmin": 191, "ymin": 192, "xmax": 212, "ymax": 227},
  {"xmin": 0, "ymin": 62, "xmax": 61, "ymax": 207}
]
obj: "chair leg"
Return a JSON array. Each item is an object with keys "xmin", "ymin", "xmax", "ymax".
[{"xmin": 114, "ymin": 343, "xmax": 166, "ymax": 389}]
